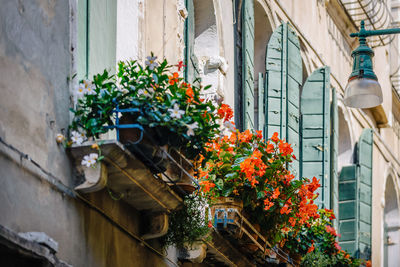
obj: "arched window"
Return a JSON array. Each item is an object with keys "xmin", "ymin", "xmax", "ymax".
[{"xmin": 383, "ymin": 175, "xmax": 400, "ymax": 267}]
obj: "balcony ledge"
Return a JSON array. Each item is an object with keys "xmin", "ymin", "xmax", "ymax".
[{"xmin": 69, "ymin": 140, "xmax": 183, "ymax": 213}]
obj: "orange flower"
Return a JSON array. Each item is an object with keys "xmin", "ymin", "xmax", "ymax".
[
  {"xmin": 199, "ymin": 180, "xmax": 215, "ymax": 193},
  {"xmin": 366, "ymin": 260, "xmax": 371, "ymax": 267},
  {"xmin": 289, "ymin": 217, "xmax": 296, "ymax": 227},
  {"xmin": 239, "ymin": 129, "xmax": 253, "ymax": 143},
  {"xmin": 271, "ymin": 132, "xmax": 280, "ymax": 143},
  {"xmin": 217, "ymin": 104, "xmax": 233, "ymax": 122},
  {"xmin": 168, "ymin": 72, "xmax": 179, "ymax": 85},
  {"xmin": 266, "ymin": 141, "xmax": 274, "ymax": 154},
  {"xmin": 280, "ymin": 204, "xmax": 292, "ymax": 215},
  {"xmin": 271, "ymin": 187, "xmax": 280, "ymax": 199},
  {"xmin": 186, "ymin": 86, "xmax": 194, "ymax": 102},
  {"xmin": 256, "ymin": 130, "xmax": 263, "ymax": 139},
  {"xmin": 264, "ymin": 198, "xmax": 274, "ymax": 210},
  {"xmin": 279, "ymin": 141, "xmax": 293, "ymax": 156},
  {"xmin": 307, "ymin": 242, "xmax": 315, "ymax": 253}
]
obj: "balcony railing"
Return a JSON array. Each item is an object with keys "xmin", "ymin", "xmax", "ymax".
[{"xmin": 339, "ymin": 0, "xmax": 399, "ymax": 47}]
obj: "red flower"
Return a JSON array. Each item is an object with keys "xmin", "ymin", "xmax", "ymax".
[
  {"xmin": 334, "ymin": 242, "xmax": 341, "ymax": 251},
  {"xmin": 326, "ymin": 225, "xmax": 337, "ymax": 236},
  {"xmin": 208, "ymin": 220, "xmax": 213, "ymax": 228},
  {"xmin": 177, "ymin": 60, "xmax": 185, "ymax": 71}
]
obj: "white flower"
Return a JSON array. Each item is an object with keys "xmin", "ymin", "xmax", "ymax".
[
  {"xmin": 118, "ymin": 86, "xmax": 129, "ymax": 94},
  {"xmin": 168, "ymin": 103, "xmax": 185, "ymax": 119},
  {"xmin": 75, "ymin": 83, "xmax": 86, "ymax": 97},
  {"xmin": 81, "ymin": 153, "xmax": 99, "ymax": 167},
  {"xmin": 71, "ymin": 130, "xmax": 84, "ymax": 145},
  {"xmin": 145, "ymin": 56, "xmax": 158, "ymax": 70},
  {"xmin": 186, "ymin": 122, "xmax": 199, "ymax": 136},
  {"xmin": 83, "ymin": 80, "xmax": 96, "ymax": 95},
  {"xmin": 224, "ymin": 121, "xmax": 236, "ymax": 132},
  {"xmin": 137, "ymin": 88, "xmax": 153, "ymax": 98},
  {"xmin": 55, "ymin": 134, "xmax": 65, "ymax": 144}
]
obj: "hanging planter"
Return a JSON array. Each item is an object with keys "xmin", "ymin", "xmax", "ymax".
[{"xmin": 210, "ymin": 197, "xmax": 243, "ymax": 234}]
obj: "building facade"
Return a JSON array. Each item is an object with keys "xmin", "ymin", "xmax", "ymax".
[{"xmin": 0, "ymin": 0, "xmax": 400, "ymax": 266}]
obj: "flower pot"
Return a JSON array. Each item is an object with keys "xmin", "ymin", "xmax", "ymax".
[
  {"xmin": 169, "ymin": 182, "xmax": 196, "ymax": 197},
  {"xmin": 119, "ymin": 115, "xmax": 169, "ymax": 173},
  {"xmin": 210, "ymin": 197, "xmax": 243, "ymax": 232}
]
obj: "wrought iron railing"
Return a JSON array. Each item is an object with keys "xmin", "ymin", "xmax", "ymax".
[{"xmin": 339, "ymin": 0, "xmax": 399, "ymax": 47}]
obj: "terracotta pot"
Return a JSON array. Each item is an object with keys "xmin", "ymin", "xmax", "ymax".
[{"xmin": 170, "ymin": 182, "xmax": 196, "ymax": 197}]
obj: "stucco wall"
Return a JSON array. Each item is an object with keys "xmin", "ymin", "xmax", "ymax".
[{"xmin": 0, "ymin": 1, "xmax": 168, "ymax": 266}]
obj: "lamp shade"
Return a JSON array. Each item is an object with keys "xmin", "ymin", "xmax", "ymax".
[
  {"xmin": 344, "ymin": 77, "xmax": 382, "ymax": 108},
  {"xmin": 344, "ymin": 20, "xmax": 383, "ymax": 108}
]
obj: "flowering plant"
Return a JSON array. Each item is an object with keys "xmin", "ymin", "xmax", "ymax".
[
  {"xmin": 197, "ymin": 130, "xmax": 320, "ymax": 246},
  {"xmin": 284, "ymin": 209, "xmax": 363, "ymax": 266},
  {"xmin": 69, "ymin": 55, "xmax": 222, "ymax": 158}
]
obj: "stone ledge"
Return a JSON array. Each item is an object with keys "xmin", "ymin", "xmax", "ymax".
[{"xmin": 69, "ymin": 140, "xmax": 183, "ymax": 213}]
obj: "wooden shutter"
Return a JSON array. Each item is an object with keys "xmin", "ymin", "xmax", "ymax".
[
  {"xmin": 338, "ymin": 164, "xmax": 358, "ymax": 254},
  {"xmin": 339, "ymin": 129, "xmax": 373, "ymax": 259},
  {"xmin": 184, "ymin": 0, "xmax": 200, "ymax": 84},
  {"xmin": 356, "ymin": 128, "xmax": 373, "ymax": 259},
  {"xmin": 242, "ymin": 0, "xmax": 255, "ymax": 130},
  {"xmin": 265, "ymin": 23, "xmax": 302, "ymax": 174},
  {"xmin": 300, "ymin": 67, "xmax": 330, "ymax": 208},
  {"xmin": 77, "ymin": 0, "xmax": 117, "ymax": 78},
  {"xmin": 77, "ymin": 0, "xmax": 89, "ymax": 79},
  {"xmin": 88, "ymin": 0, "xmax": 117, "ymax": 76},
  {"xmin": 258, "ymin": 73, "xmax": 265, "ymax": 132},
  {"xmin": 330, "ymin": 87, "xmax": 339, "ymax": 227}
]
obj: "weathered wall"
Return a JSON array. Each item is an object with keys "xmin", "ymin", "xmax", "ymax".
[{"xmin": 0, "ymin": 1, "xmax": 168, "ymax": 266}]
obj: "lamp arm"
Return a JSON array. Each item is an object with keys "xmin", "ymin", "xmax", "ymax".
[{"xmin": 350, "ymin": 28, "xmax": 400, "ymax": 38}]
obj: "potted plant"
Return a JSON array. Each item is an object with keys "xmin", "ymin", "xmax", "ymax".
[
  {"xmin": 161, "ymin": 194, "xmax": 211, "ymax": 262},
  {"xmin": 197, "ymin": 129, "xmax": 321, "ymax": 248},
  {"xmin": 68, "ymin": 55, "xmax": 224, "ymax": 175}
]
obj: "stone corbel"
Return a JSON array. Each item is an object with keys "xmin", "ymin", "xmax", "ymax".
[
  {"xmin": 75, "ymin": 162, "xmax": 108, "ymax": 193},
  {"xmin": 142, "ymin": 212, "xmax": 169, "ymax": 240},
  {"xmin": 204, "ymin": 56, "xmax": 228, "ymax": 75}
]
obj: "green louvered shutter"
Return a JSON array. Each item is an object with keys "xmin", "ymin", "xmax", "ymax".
[
  {"xmin": 265, "ymin": 23, "xmax": 302, "ymax": 174},
  {"xmin": 184, "ymin": 0, "xmax": 200, "ymax": 84},
  {"xmin": 258, "ymin": 73, "xmax": 265, "ymax": 132},
  {"xmin": 300, "ymin": 67, "xmax": 330, "ymax": 208},
  {"xmin": 356, "ymin": 129, "xmax": 373, "ymax": 260},
  {"xmin": 242, "ymin": 0, "xmax": 255, "ymax": 130},
  {"xmin": 330, "ymin": 87, "xmax": 339, "ymax": 228},
  {"xmin": 338, "ymin": 165, "xmax": 358, "ymax": 254},
  {"xmin": 339, "ymin": 129, "xmax": 373, "ymax": 260},
  {"xmin": 77, "ymin": 0, "xmax": 117, "ymax": 79}
]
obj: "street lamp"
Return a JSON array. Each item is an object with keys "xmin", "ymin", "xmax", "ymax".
[{"xmin": 344, "ymin": 21, "xmax": 400, "ymax": 108}]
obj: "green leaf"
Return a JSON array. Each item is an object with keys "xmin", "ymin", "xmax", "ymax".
[
  {"xmin": 215, "ymin": 179, "xmax": 224, "ymax": 190},
  {"xmin": 257, "ymin": 191, "xmax": 265, "ymax": 199},
  {"xmin": 222, "ymin": 187, "xmax": 233, "ymax": 197},
  {"xmin": 224, "ymin": 172, "xmax": 238, "ymax": 181}
]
